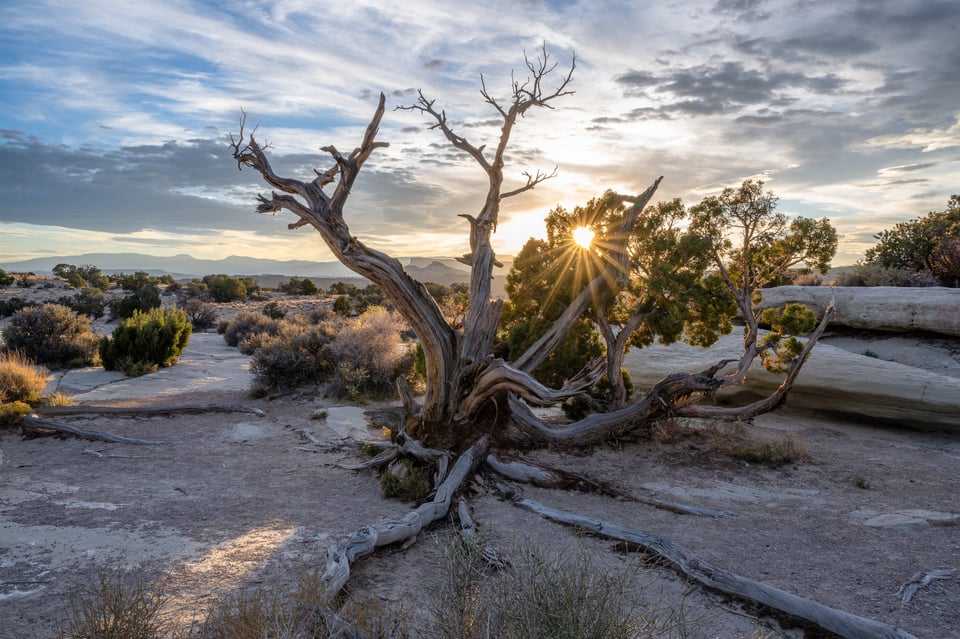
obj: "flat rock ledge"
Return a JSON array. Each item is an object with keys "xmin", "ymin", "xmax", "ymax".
[
  {"xmin": 625, "ymin": 334, "xmax": 960, "ymax": 432},
  {"xmin": 757, "ymin": 286, "xmax": 960, "ymax": 337},
  {"xmin": 851, "ymin": 508, "xmax": 960, "ymax": 529}
]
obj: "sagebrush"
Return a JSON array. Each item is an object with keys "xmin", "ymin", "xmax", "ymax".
[
  {"xmin": 99, "ymin": 307, "xmax": 192, "ymax": 376},
  {"xmin": 2, "ymin": 303, "xmax": 100, "ymax": 368}
]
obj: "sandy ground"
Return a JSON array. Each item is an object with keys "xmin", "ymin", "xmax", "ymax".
[{"xmin": 1, "ymin": 288, "xmax": 959, "ymax": 638}]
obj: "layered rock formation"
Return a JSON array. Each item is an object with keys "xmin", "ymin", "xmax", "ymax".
[
  {"xmin": 756, "ymin": 286, "xmax": 960, "ymax": 337},
  {"xmin": 626, "ymin": 333, "xmax": 960, "ymax": 431}
]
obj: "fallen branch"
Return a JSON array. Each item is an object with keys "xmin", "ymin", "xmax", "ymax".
[
  {"xmin": 511, "ymin": 496, "xmax": 917, "ymax": 639},
  {"xmin": 24, "ymin": 415, "xmax": 163, "ymax": 445},
  {"xmin": 485, "ymin": 452, "xmax": 734, "ymax": 517},
  {"xmin": 82, "ymin": 449, "xmax": 132, "ymax": 459},
  {"xmin": 295, "ymin": 428, "xmax": 321, "ymax": 444},
  {"xmin": 319, "ymin": 435, "xmax": 490, "ymax": 603},
  {"xmin": 37, "ymin": 403, "xmax": 265, "ymax": 417},
  {"xmin": 897, "ymin": 568, "xmax": 956, "ymax": 605}
]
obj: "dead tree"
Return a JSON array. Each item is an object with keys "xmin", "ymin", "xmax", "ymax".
[{"xmin": 229, "ymin": 49, "xmax": 918, "ymax": 639}]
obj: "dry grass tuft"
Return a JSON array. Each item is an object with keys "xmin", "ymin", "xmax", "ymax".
[
  {"xmin": 706, "ymin": 422, "xmax": 810, "ymax": 466},
  {"xmin": 0, "ymin": 350, "xmax": 48, "ymax": 405},
  {"xmin": 58, "ymin": 569, "xmax": 168, "ymax": 639}
]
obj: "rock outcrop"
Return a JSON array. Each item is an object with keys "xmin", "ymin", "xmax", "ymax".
[
  {"xmin": 757, "ymin": 286, "xmax": 960, "ymax": 337},
  {"xmin": 625, "ymin": 333, "xmax": 960, "ymax": 431}
]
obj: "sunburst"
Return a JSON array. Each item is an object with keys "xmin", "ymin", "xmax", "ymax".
[{"xmin": 572, "ymin": 226, "xmax": 595, "ymax": 249}]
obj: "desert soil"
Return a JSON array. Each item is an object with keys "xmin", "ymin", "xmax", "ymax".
[{"xmin": 1, "ymin": 286, "xmax": 959, "ymax": 638}]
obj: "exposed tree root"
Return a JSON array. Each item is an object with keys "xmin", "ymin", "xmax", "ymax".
[
  {"xmin": 510, "ymin": 495, "xmax": 918, "ymax": 639},
  {"xmin": 485, "ymin": 451, "xmax": 735, "ymax": 517},
  {"xmin": 23, "ymin": 415, "xmax": 164, "ymax": 445},
  {"xmin": 318, "ymin": 435, "xmax": 490, "ymax": 603},
  {"xmin": 37, "ymin": 403, "xmax": 266, "ymax": 417}
]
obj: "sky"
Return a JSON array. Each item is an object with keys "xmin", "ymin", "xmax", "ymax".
[{"xmin": 1, "ymin": 0, "xmax": 958, "ymax": 267}]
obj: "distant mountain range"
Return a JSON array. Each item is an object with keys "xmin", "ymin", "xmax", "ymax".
[{"xmin": 0, "ymin": 252, "xmax": 512, "ymax": 295}]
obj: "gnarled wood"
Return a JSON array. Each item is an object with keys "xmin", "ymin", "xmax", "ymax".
[
  {"xmin": 23, "ymin": 415, "xmax": 164, "ymax": 445},
  {"xmin": 318, "ymin": 435, "xmax": 489, "ymax": 602},
  {"xmin": 513, "ymin": 496, "xmax": 918, "ymax": 639}
]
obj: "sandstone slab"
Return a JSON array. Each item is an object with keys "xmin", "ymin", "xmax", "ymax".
[
  {"xmin": 757, "ymin": 286, "xmax": 960, "ymax": 337},
  {"xmin": 625, "ymin": 333, "xmax": 960, "ymax": 431}
]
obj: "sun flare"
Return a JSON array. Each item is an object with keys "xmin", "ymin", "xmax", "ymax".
[{"xmin": 572, "ymin": 226, "xmax": 595, "ymax": 249}]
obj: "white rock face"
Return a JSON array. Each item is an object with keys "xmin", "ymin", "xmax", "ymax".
[
  {"xmin": 625, "ymin": 333, "xmax": 960, "ymax": 431},
  {"xmin": 757, "ymin": 286, "xmax": 960, "ymax": 337}
]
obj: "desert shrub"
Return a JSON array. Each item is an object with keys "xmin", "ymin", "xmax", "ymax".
[
  {"xmin": 177, "ymin": 278, "xmax": 209, "ymax": 301},
  {"xmin": 16, "ymin": 272, "xmax": 35, "ymax": 288},
  {"xmin": 221, "ymin": 311, "xmax": 281, "ymax": 347},
  {"xmin": 3, "ymin": 304, "xmax": 100, "ymax": 368},
  {"xmin": 261, "ymin": 301, "xmax": 286, "ymax": 319},
  {"xmin": 183, "ymin": 297, "xmax": 218, "ymax": 329},
  {"xmin": 113, "ymin": 270, "xmax": 158, "ymax": 291},
  {"xmin": 327, "ymin": 306, "xmax": 414, "ymax": 400},
  {"xmin": 59, "ymin": 287, "xmax": 107, "ymax": 319},
  {"xmin": 53, "ymin": 263, "xmax": 111, "ymax": 291},
  {"xmin": 0, "ymin": 351, "xmax": 47, "ymax": 405},
  {"xmin": 110, "ymin": 285, "xmax": 162, "ymax": 320},
  {"xmin": 0, "ymin": 296, "xmax": 27, "ymax": 318},
  {"xmin": 58, "ymin": 569, "xmax": 166, "ymax": 639},
  {"xmin": 279, "ymin": 276, "xmax": 319, "ymax": 296},
  {"xmin": 248, "ymin": 318, "xmax": 338, "ymax": 390},
  {"xmin": 791, "ymin": 271, "xmax": 822, "ymax": 286},
  {"xmin": 333, "ymin": 294, "xmax": 352, "ymax": 316},
  {"xmin": 0, "ymin": 269, "xmax": 14, "ymax": 287},
  {"xmin": 245, "ymin": 307, "xmax": 412, "ymax": 398},
  {"xmin": 0, "ymin": 400, "xmax": 32, "ymax": 427},
  {"xmin": 203, "ymin": 274, "xmax": 259, "ymax": 302},
  {"xmin": 864, "ymin": 194, "xmax": 960, "ymax": 286},
  {"xmin": 836, "ymin": 263, "xmax": 938, "ymax": 287},
  {"xmin": 99, "ymin": 307, "xmax": 192, "ymax": 376}
]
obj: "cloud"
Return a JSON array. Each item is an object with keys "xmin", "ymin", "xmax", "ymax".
[
  {"xmin": 614, "ymin": 62, "xmax": 847, "ymax": 117},
  {"xmin": 864, "ymin": 115, "xmax": 960, "ymax": 152}
]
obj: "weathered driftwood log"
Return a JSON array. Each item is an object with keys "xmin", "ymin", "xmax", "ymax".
[
  {"xmin": 512, "ymin": 496, "xmax": 918, "ymax": 639},
  {"xmin": 37, "ymin": 403, "xmax": 265, "ymax": 417},
  {"xmin": 23, "ymin": 415, "xmax": 164, "ymax": 445},
  {"xmin": 318, "ymin": 435, "xmax": 490, "ymax": 602}
]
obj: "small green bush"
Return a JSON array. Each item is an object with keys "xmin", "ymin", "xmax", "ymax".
[
  {"xmin": 110, "ymin": 285, "xmax": 162, "ymax": 319},
  {"xmin": 261, "ymin": 301, "xmax": 286, "ymax": 319},
  {"xmin": 203, "ymin": 274, "xmax": 258, "ymax": 302},
  {"xmin": 3, "ymin": 303, "xmax": 100, "ymax": 368},
  {"xmin": 99, "ymin": 307, "xmax": 192, "ymax": 376},
  {"xmin": 0, "ymin": 269, "xmax": 14, "ymax": 287},
  {"xmin": 0, "ymin": 296, "xmax": 27, "ymax": 318},
  {"xmin": 0, "ymin": 400, "xmax": 31, "ymax": 427},
  {"xmin": 58, "ymin": 287, "xmax": 107, "ymax": 319}
]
